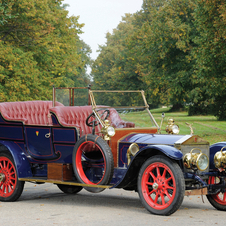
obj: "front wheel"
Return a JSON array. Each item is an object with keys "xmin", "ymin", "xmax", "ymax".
[
  {"xmin": 207, "ymin": 176, "xmax": 226, "ymax": 211},
  {"xmin": 0, "ymin": 152, "xmax": 24, "ymax": 201},
  {"xmin": 137, "ymin": 155, "xmax": 185, "ymax": 215}
]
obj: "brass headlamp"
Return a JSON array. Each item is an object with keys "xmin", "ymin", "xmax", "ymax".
[
  {"xmin": 101, "ymin": 120, "xmax": 115, "ymax": 141},
  {"xmin": 165, "ymin": 118, "xmax": 180, "ymax": 134},
  {"xmin": 127, "ymin": 143, "xmax": 139, "ymax": 165},
  {"xmin": 183, "ymin": 148, "xmax": 209, "ymax": 171},
  {"xmin": 214, "ymin": 146, "xmax": 226, "ymax": 169}
]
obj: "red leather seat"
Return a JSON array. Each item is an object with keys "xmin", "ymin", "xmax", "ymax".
[
  {"xmin": 50, "ymin": 105, "xmax": 135, "ymax": 135},
  {"xmin": 0, "ymin": 101, "xmax": 63, "ymax": 125}
]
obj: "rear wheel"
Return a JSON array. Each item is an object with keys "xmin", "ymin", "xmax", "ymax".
[
  {"xmin": 57, "ymin": 184, "xmax": 82, "ymax": 194},
  {"xmin": 0, "ymin": 152, "xmax": 24, "ymax": 201},
  {"xmin": 207, "ymin": 176, "xmax": 226, "ymax": 211},
  {"xmin": 73, "ymin": 134, "xmax": 114, "ymax": 193},
  {"xmin": 137, "ymin": 155, "xmax": 185, "ymax": 215}
]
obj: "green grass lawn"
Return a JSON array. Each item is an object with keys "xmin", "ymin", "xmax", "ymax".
[{"xmin": 120, "ymin": 107, "xmax": 226, "ymax": 145}]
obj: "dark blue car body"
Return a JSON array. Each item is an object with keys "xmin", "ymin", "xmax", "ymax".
[{"xmin": 0, "ymin": 89, "xmax": 225, "ymax": 216}]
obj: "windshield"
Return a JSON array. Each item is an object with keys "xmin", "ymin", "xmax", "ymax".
[
  {"xmin": 89, "ymin": 90, "xmax": 159, "ymax": 129},
  {"xmin": 53, "ymin": 87, "xmax": 90, "ymax": 106}
]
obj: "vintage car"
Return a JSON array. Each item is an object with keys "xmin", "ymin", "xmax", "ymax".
[{"xmin": 0, "ymin": 87, "xmax": 225, "ymax": 216}]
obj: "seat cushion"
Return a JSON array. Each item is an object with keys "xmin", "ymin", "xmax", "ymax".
[
  {"xmin": 50, "ymin": 105, "xmax": 135, "ymax": 135},
  {"xmin": 0, "ymin": 101, "xmax": 63, "ymax": 125}
]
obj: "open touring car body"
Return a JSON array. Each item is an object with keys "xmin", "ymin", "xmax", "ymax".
[{"xmin": 0, "ymin": 87, "xmax": 225, "ymax": 215}]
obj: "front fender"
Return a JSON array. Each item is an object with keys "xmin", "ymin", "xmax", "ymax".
[
  {"xmin": 139, "ymin": 144, "xmax": 183, "ymax": 160},
  {"xmin": 0, "ymin": 141, "xmax": 32, "ymax": 178},
  {"xmin": 209, "ymin": 142, "xmax": 226, "ymax": 169},
  {"xmin": 112, "ymin": 144, "xmax": 183, "ymax": 189}
]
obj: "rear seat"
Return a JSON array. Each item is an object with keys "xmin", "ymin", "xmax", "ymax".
[
  {"xmin": 0, "ymin": 101, "xmax": 63, "ymax": 125},
  {"xmin": 0, "ymin": 101, "xmax": 135, "ymax": 133},
  {"xmin": 50, "ymin": 105, "xmax": 135, "ymax": 135}
]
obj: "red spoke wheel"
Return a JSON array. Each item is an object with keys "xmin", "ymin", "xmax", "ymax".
[
  {"xmin": 73, "ymin": 134, "xmax": 114, "ymax": 193},
  {"xmin": 138, "ymin": 155, "xmax": 185, "ymax": 215},
  {"xmin": 0, "ymin": 152, "xmax": 24, "ymax": 201},
  {"xmin": 207, "ymin": 176, "xmax": 226, "ymax": 211}
]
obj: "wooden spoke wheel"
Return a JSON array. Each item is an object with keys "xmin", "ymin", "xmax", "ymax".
[
  {"xmin": 0, "ymin": 152, "xmax": 24, "ymax": 201},
  {"xmin": 138, "ymin": 155, "xmax": 185, "ymax": 215}
]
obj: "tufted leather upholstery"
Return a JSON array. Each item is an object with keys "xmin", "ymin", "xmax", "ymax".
[
  {"xmin": 0, "ymin": 101, "xmax": 63, "ymax": 125},
  {"xmin": 50, "ymin": 105, "xmax": 135, "ymax": 135},
  {"xmin": 109, "ymin": 108, "xmax": 135, "ymax": 128}
]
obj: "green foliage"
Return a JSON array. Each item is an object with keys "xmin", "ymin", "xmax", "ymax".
[
  {"xmin": 0, "ymin": 42, "xmax": 43, "ymax": 101},
  {"xmin": 135, "ymin": 0, "xmax": 197, "ymax": 107},
  {"xmin": 0, "ymin": 1, "xmax": 16, "ymax": 25},
  {"xmin": 192, "ymin": 0, "xmax": 226, "ymax": 120},
  {"xmin": 91, "ymin": 0, "xmax": 226, "ymax": 120},
  {"xmin": 0, "ymin": 0, "xmax": 91, "ymax": 102},
  {"xmin": 76, "ymin": 39, "xmax": 92, "ymax": 87}
]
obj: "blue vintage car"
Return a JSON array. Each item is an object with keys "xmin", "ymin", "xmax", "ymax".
[{"xmin": 0, "ymin": 87, "xmax": 225, "ymax": 216}]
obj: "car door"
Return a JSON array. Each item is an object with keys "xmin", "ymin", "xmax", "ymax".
[{"xmin": 25, "ymin": 126, "xmax": 60, "ymax": 161}]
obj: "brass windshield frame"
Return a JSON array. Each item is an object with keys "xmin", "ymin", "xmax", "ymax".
[{"xmin": 89, "ymin": 90, "xmax": 160, "ymax": 131}]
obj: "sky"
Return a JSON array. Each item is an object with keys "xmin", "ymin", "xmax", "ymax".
[{"xmin": 63, "ymin": 0, "xmax": 143, "ymax": 60}]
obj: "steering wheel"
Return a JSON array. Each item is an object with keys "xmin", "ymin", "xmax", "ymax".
[{"xmin": 86, "ymin": 109, "xmax": 110, "ymax": 127}]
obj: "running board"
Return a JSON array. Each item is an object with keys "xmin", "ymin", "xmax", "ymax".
[{"xmin": 19, "ymin": 177, "xmax": 112, "ymax": 189}]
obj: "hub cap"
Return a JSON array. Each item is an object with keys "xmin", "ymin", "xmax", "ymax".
[{"xmin": 152, "ymin": 182, "xmax": 159, "ymax": 190}]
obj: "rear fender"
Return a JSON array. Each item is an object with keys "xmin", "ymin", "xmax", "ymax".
[{"xmin": 0, "ymin": 141, "xmax": 32, "ymax": 178}]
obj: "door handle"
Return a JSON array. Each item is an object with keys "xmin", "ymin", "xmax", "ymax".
[{"xmin": 45, "ymin": 133, "xmax": 51, "ymax": 138}]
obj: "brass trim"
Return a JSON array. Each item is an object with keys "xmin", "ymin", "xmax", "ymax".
[
  {"xmin": 185, "ymin": 122, "xmax": 194, "ymax": 135},
  {"xmin": 115, "ymin": 127, "xmax": 158, "ymax": 132},
  {"xmin": 89, "ymin": 90, "xmax": 160, "ymax": 131},
  {"xmin": 54, "ymin": 87, "xmax": 88, "ymax": 90},
  {"xmin": 127, "ymin": 143, "xmax": 139, "ymax": 165},
  {"xmin": 183, "ymin": 148, "xmax": 209, "ymax": 171},
  {"xmin": 19, "ymin": 178, "xmax": 112, "ymax": 188},
  {"xmin": 214, "ymin": 146, "xmax": 226, "ymax": 168},
  {"xmin": 91, "ymin": 90, "xmax": 143, "ymax": 93}
]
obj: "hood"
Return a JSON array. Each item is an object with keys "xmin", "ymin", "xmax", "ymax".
[{"xmin": 119, "ymin": 133, "xmax": 191, "ymax": 146}]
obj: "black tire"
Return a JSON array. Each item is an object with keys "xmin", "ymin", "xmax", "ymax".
[
  {"xmin": 0, "ymin": 152, "xmax": 24, "ymax": 201},
  {"xmin": 207, "ymin": 176, "xmax": 226, "ymax": 211},
  {"xmin": 57, "ymin": 184, "xmax": 83, "ymax": 194},
  {"xmin": 72, "ymin": 134, "xmax": 114, "ymax": 193},
  {"xmin": 137, "ymin": 155, "xmax": 185, "ymax": 216}
]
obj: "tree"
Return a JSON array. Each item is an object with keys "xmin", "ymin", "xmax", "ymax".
[
  {"xmin": 91, "ymin": 0, "xmax": 226, "ymax": 119},
  {"xmin": 191, "ymin": 0, "xmax": 226, "ymax": 119},
  {"xmin": 137, "ymin": 0, "xmax": 197, "ymax": 108},
  {"xmin": 76, "ymin": 39, "xmax": 92, "ymax": 87},
  {"xmin": 92, "ymin": 0, "xmax": 197, "ymax": 108},
  {"xmin": 0, "ymin": 1, "xmax": 15, "ymax": 25},
  {"xmin": 0, "ymin": 0, "xmax": 89, "ymax": 101}
]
